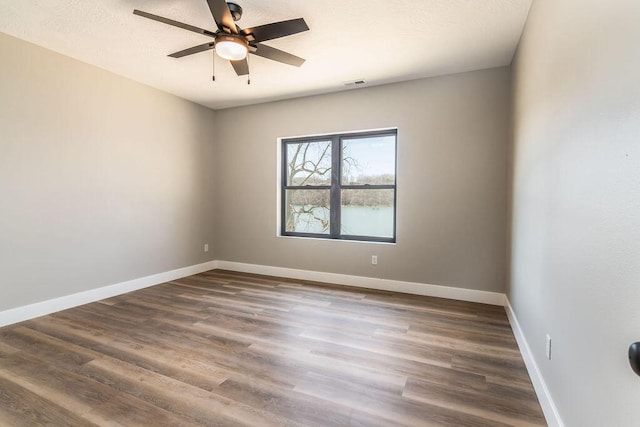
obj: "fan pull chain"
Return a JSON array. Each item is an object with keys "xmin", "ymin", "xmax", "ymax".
[
  {"xmin": 212, "ymin": 47, "xmax": 216, "ymax": 82},
  {"xmin": 247, "ymin": 53, "xmax": 251, "ymax": 85}
]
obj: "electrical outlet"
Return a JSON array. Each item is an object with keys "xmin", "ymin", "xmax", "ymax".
[
  {"xmin": 371, "ymin": 255, "xmax": 378, "ymax": 265},
  {"xmin": 546, "ymin": 334, "xmax": 552, "ymax": 360},
  {"xmin": 204, "ymin": 243, "xmax": 209, "ymax": 253}
]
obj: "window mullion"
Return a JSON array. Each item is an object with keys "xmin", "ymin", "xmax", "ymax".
[
  {"xmin": 329, "ymin": 136, "xmax": 341, "ymax": 238},
  {"xmin": 281, "ymin": 142, "xmax": 288, "ymax": 237}
]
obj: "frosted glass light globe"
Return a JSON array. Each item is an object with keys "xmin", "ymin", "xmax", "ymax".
[{"xmin": 216, "ymin": 35, "xmax": 248, "ymax": 61}]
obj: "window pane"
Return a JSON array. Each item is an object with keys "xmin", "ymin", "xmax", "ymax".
[
  {"xmin": 286, "ymin": 141, "xmax": 332, "ymax": 186},
  {"xmin": 285, "ymin": 189, "xmax": 330, "ymax": 234},
  {"xmin": 342, "ymin": 135, "xmax": 395, "ymax": 185},
  {"xmin": 341, "ymin": 189, "xmax": 394, "ymax": 238}
]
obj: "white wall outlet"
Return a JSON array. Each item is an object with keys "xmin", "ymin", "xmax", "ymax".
[
  {"xmin": 546, "ymin": 334, "xmax": 552, "ymax": 360},
  {"xmin": 371, "ymin": 255, "xmax": 378, "ymax": 265},
  {"xmin": 204, "ymin": 243, "xmax": 209, "ymax": 253}
]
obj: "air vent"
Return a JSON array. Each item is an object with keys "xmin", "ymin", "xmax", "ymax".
[{"xmin": 343, "ymin": 79, "xmax": 366, "ymax": 87}]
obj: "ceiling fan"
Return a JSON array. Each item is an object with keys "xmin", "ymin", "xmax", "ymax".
[{"xmin": 133, "ymin": 0, "xmax": 309, "ymax": 82}]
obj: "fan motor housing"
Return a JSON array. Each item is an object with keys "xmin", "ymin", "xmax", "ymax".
[{"xmin": 227, "ymin": 3, "xmax": 243, "ymax": 21}]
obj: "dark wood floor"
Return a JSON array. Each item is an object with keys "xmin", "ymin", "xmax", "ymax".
[{"xmin": 0, "ymin": 270, "xmax": 546, "ymax": 426}]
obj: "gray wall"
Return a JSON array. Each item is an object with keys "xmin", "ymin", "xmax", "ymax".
[
  {"xmin": 0, "ymin": 33, "xmax": 217, "ymax": 311},
  {"xmin": 1, "ymin": 33, "xmax": 512, "ymax": 312},
  {"xmin": 510, "ymin": 0, "xmax": 640, "ymax": 425},
  {"xmin": 215, "ymin": 67, "xmax": 511, "ymax": 292}
]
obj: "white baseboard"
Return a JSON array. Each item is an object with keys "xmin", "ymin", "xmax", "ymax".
[
  {"xmin": 505, "ymin": 298, "xmax": 564, "ymax": 427},
  {"xmin": 215, "ymin": 260, "xmax": 505, "ymax": 306},
  {"xmin": 0, "ymin": 259, "xmax": 503, "ymax": 328},
  {"xmin": 0, "ymin": 260, "xmax": 218, "ymax": 328}
]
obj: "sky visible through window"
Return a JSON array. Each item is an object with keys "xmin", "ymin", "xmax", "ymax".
[{"xmin": 343, "ymin": 135, "xmax": 396, "ymax": 184}]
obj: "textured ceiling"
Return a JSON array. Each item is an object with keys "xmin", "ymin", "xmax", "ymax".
[{"xmin": 0, "ymin": 0, "xmax": 531, "ymax": 110}]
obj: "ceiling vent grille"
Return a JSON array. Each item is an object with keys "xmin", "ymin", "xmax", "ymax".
[{"xmin": 344, "ymin": 79, "xmax": 366, "ymax": 87}]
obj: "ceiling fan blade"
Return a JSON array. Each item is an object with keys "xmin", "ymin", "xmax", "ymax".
[
  {"xmin": 169, "ymin": 42, "xmax": 215, "ymax": 58},
  {"xmin": 251, "ymin": 43, "xmax": 305, "ymax": 67},
  {"xmin": 241, "ymin": 18, "xmax": 309, "ymax": 43},
  {"xmin": 133, "ymin": 10, "xmax": 216, "ymax": 37},
  {"xmin": 206, "ymin": 0, "xmax": 238, "ymax": 34},
  {"xmin": 230, "ymin": 58, "xmax": 249, "ymax": 76}
]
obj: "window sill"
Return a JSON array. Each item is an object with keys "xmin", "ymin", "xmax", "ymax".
[{"xmin": 276, "ymin": 234, "xmax": 396, "ymax": 245}]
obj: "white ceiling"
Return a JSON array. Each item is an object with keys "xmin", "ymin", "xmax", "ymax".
[{"xmin": 0, "ymin": 0, "xmax": 531, "ymax": 110}]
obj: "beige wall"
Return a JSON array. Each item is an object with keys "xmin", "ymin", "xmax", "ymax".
[
  {"xmin": 510, "ymin": 0, "xmax": 640, "ymax": 424},
  {"xmin": 0, "ymin": 33, "xmax": 217, "ymax": 311},
  {"xmin": 215, "ymin": 67, "xmax": 511, "ymax": 292}
]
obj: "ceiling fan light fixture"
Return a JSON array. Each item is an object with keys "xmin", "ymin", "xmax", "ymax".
[{"xmin": 215, "ymin": 34, "xmax": 248, "ymax": 61}]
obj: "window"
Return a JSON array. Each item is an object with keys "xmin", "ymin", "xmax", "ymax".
[{"xmin": 281, "ymin": 129, "xmax": 397, "ymax": 242}]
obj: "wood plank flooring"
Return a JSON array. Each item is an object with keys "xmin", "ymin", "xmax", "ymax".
[{"xmin": 0, "ymin": 270, "xmax": 546, "ymax": 426}]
